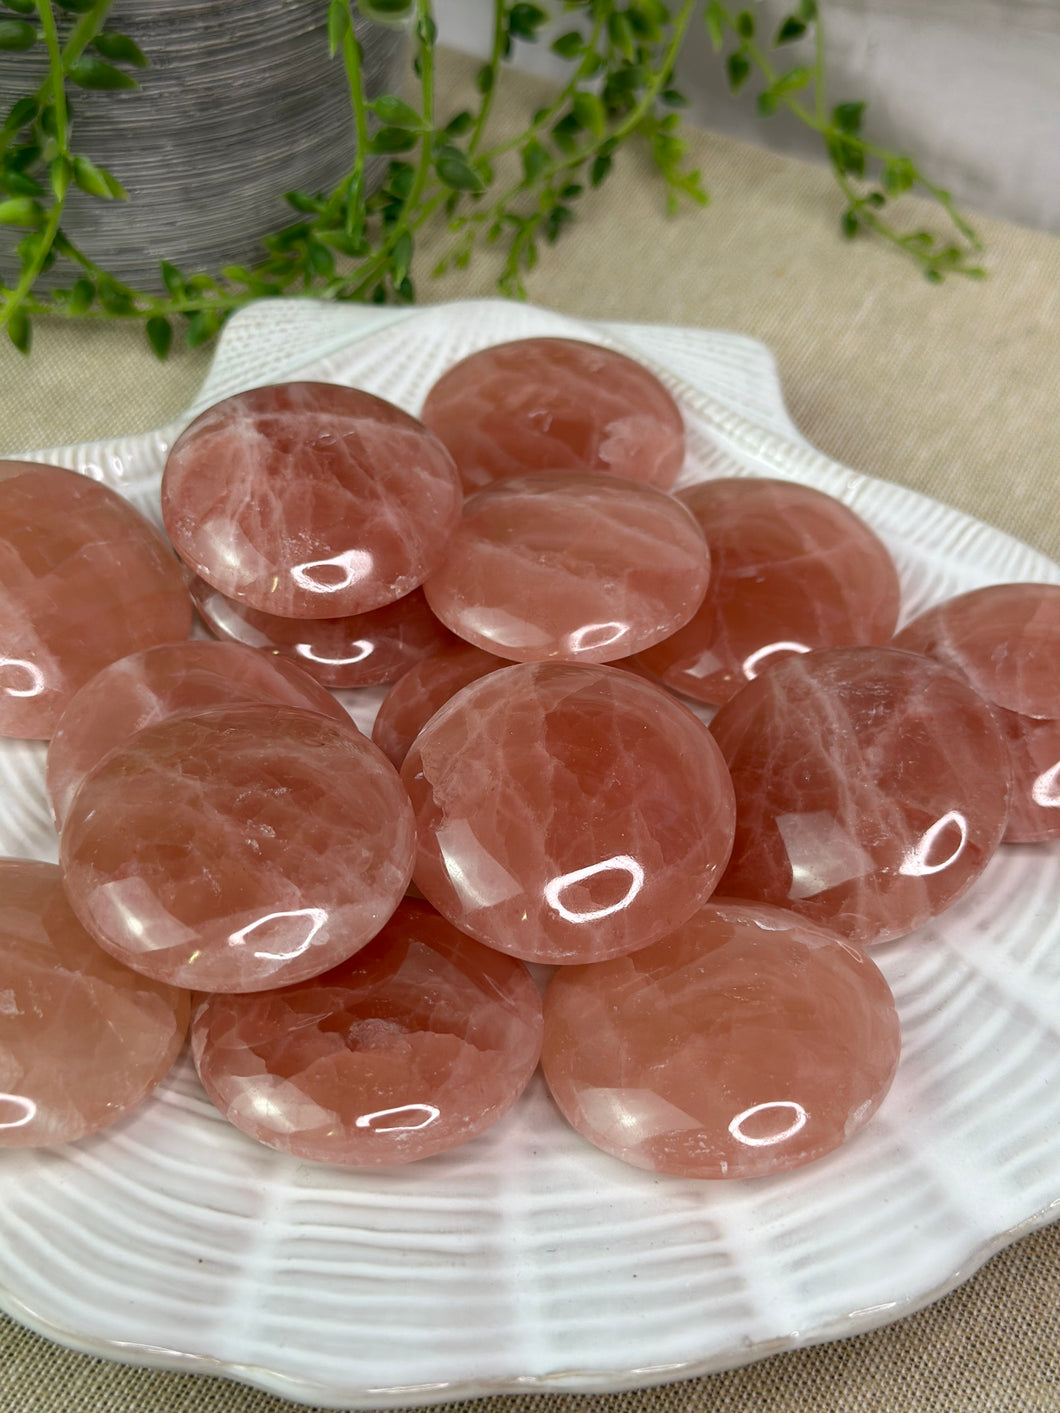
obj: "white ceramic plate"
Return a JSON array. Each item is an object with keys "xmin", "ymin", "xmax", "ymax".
[{"xmin": 1, "ymin": 299, "xmax": 1058, "ymax": 1408}]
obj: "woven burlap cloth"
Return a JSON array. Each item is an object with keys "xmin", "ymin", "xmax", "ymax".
[{"xmin": 0, "ymin": 51, "xmax": 1057, "ymax": 1413}]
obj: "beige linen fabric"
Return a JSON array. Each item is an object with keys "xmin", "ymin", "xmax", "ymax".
[{"xmin": 0, "ymin": 50, "xmax": 1058, "ymax": 1413}]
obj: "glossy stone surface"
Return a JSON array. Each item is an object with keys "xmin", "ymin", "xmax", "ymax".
[
  {"xmin": 372, "ymin": 642, "xmax": 509, "ymax": 769},
  {"xmin": 420, "ymin": 337, "xmax": 685, "ymax": 492},
  {"xmin": 47, "ymin": 640, "xmax": 353, "ymax": 828},
  {"xmin": 423, "ymin": 473, "xmax": 710, "ymax": 664},
  {"xmin": 190, "ymin": 576, "xmax": 455, "ymax": 689},
  {"xmin": 636, "ymin": 477, "xmax": 901, "ymax": 705},
  {"xmin": 0, "ymin": 859, "xmax": 189, "ymax": 1148},
  {"xmin": 0, "ymin": 461, "xmax": 192, "ymax": 739},
  {"xmin": 894, "ymin": 584, "xmax": 1060, "ymax": 842},
  {"xmin": 710, "ymin": 647, "xmax": 1011, "ymax": 944},
  {"xmin": 161, "ymin": 383, "xmax": 463, "ymax": 619},
  {"xmin": 541, "ymin": 900, "xmax": 900, "ymax": 1179},
  {"xmin": 61, "ymin": 704, "xmax": 415, "ymax": 992},
  {"xmin": 403, "ymin": 662, "xmax": 736, "ymax": 964},
  {"xmin": 192, "ymin": 898, "xmax": 543, "ymax": 1166}
]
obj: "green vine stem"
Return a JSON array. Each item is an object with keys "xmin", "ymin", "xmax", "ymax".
[{"xmin": 0, "ymin": 0, "xmax": 985, "ymax": 357}]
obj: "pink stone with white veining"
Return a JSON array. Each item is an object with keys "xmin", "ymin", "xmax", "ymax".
[
  {"xmin": 402, "ymin": 662, "xmax": 736, "ymax": 964},
  {"xmin": 0, "ymin": 859, "xmax": 189, "ymax": 1147},
  {"xmin": 420, "ymin": 337, "xmax": 685, "ymax": 492},
  {"xmin": 636, "ymin": 478, "xmax": 902, "ymax": 705},
  {"xmin": 47, "ymin": 640, "xmax": 354, "ymax": 828},
  {"xmin": 192, "ymin": 898, "xmax": 543, "ymax": 1166},
  {"xmin": 161, "ymin": 383, "xmax": 463, "ymax": 619},
  {"xmin": 372, "ymin": 641, "xmax": 509, "ymax": 769},
  {"xmin": 710, "ymin": 646, "xmax": 1011, "ymax": 944},
  {"xmin": 894, "ymin": 584, "xmax": 1060, "ymax": 841},
  {"xmin": 0, "ymin": 461, "xmax": 192, "ymax": 739},
  {"xmin": 541, "ymin": 900, "xmax": 900, "ymax": 1179},
  {"xmin": 189, "ymin": 575, "xmax": 456, "ymax": 688},
  {"xmin": 423, "ymin": 473, "xmax": 711, "ymax": 663},
  {"xmin": 61, "ymin": 704, "xmax": 415, "ymax": 992}
]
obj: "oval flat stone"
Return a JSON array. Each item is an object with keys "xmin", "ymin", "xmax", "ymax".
[
  {"xmin": 0, "ymin": 859, "xmax": 189, "ymax": 1148},
  {"xmin": 192, "ymin": 898, "xmax": 543, "ymax": 1166},
  {"xmin": 402, "ymin": 662, "xmax": 736, "ymax": 964},
  {"xmin": 541, "ymin": 900, "xmax": 900, "ymax": 1179},
  {"xmin": 47, "ymin": 640, "xmax": 353, "ymax": 828},
  {"xmin": 894, "ymin": 584, "xmax": 1060, "ymax": 842},
  {"xmin": 709, "ymin": 646, "xmax": 1011, "ymax": 944},
  {"xmin": 420, "ymin": 336, "xmax": 685, "ymax": 491},
  {"xmin": 372, "ymin": 642, "xmax": 511, "ymax": 769},
  {"xmin": 190, "ymin": 576, "xmax": 455, "ymax": 689},
  {"xmin": 161, "ymin": 382, "xmax": 463, "ymax": 618},
  {"xmin": 423, "ymin": 473, "xmax": 711, "ymax": 663},
  {"xmin": 637, "ymin": 477, "xmax": 901, "ymax": 705},
  {"xmin": 61, "ymin": 704, "xmax": 415, "ymax": 992},
  {"xmin": 0, "ymin": 461, "xmax": 192, "ymax": 739}
]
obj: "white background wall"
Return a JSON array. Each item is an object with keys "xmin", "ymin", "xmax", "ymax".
[{"xmin": 435, "ymin": 0, "xmax": 1060, "ymax": 234}]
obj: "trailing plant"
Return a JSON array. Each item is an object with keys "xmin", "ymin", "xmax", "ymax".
[{"xmin": 0, "ymin": 0, "xmax": 984, "ymax": 356}]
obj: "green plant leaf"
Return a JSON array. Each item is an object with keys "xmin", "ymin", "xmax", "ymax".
[
  {"xmin": 608, "ymin": 10, "xmax": 635, "ymax": 59},
  {"xmin": 369, "ymin": 94, "xmax": 426, "ymax": 129},
  {"xmin": 0, "ymin": 170, "xmax": 44, "ymax": 196},
  {"xmin": 572, "ymin": 90, "xmax": 606, "ymax": 138},
  {"xmin": 146, "ymin": 315, "xmax": 172, "ymax": 359},
  {"xmin": 72, "ymin": 154, "xmax": 128, "ymax": 200},
  {"xmin": 0, "ymin": 0, "xmax": 35, "ymax": 15},
  {"xmin": 68, "ymin": 56, "xmax": 139, "ymax": 90},
  {"xmin": 390, "ymin": 229, "xmax": 413, "ymax": 285},
  {"xmin": 434, "ymin": 146, "xmax": 484, "ymax": 192},
  {"xmin": 521, "ymin": 137, "xmax": 549, "ymax": 183},
  {"xmin": 159, "ymin": 259, "xmax": 185, "ymax": 297},
  {"xmin": 0, "ymin": 19, "xmax": 34, "ymax": 49},
  {"xmin": 796, "ymin": 0, "xmax": 818, "ymax": 19},
  {"xmin": 775, "ymin": 16, "xmax": 807, "ymax": 44},
  {"xmin": 6, "ymin": 307, "xmax": 30, "ymax": 353},
  {"xmin": 735, "ymin": 10, "xmax": 754, "ymax": 39},
  {"xmin": 444, "ymin": 110, "xmax": 473, "ymax": 137},
  {"xmin": 509, "ymin": 3, "xmax": 548, "ymax": 41},
  {"xmin": 590, "ymin": 153, "xmax": 612, "ymax": 187},
  {"xmin": 327, "ymin": 0, "xmax": 350, "ymax": 56},
  {"xmin": 841, "ymin": 209, "xmax": 859, "ymax": 239},
  {"xmin": 3, "ymin": 96, "xmax": 39, "ymax": 134},
  {"xmin": 93, "ymin": 32, "xmax": 149, "ymax": 67},
  {"xmin": 882, "ymin": 156, "xmax": 916, "ymax": 195},
  {"xmin": 54, "ymin": 0, "xmax": 97, "ymax": 11},
  {"xmin": 772, "ymin": 65, "xmax": 811, "ymax": 95},
  {"xmin": 67, "ymin": 277, "xmax": 94, "ymax": 314},
  {"xmin": 704, "ymin": 0, "xmax": 726, "ymax": 50},
  {"xmin": 357, "ymin": 0, "xmax": 414, "ymax": 25},
  {"xmin": 551, "ymin": 30, "xmax": 583, "ymax": 60},
  {"xmin": 727, "ymin": 51, "xmax": 750, "ymax": 90},
  {"xmin": 49, "ymin": 154, "xmax": 71, "ymax": 199},
  {"xmin": 0, "ymin": 196, "xmax": 43, "ymax": 226},
  {"xmin": 369, "ymin": 126, "xmax": 418, "ymax": 153},
  {"xmin": 833, "ymin": 101, "xmax": 865, "ymax": 133}
]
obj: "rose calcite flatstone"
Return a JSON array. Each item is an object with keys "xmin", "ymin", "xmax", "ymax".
[
  {"xmin": 541, "ymin": 900, "xmax": 900, "ymax": 1179},
  {"xmin": 636, "ymin": 478, "xmax": 902, "ymax": 705},
  {"xmin": 161, "ymin": 382, "xmax": 463, "ymax": 619},
  {"xmin": 894, "ymin": 584, "xmax": 1060, "ymax": 842},
  {"xmin": 402, "ymin": 662, "xmax": 736, "ymax": 964},
  {"xmin": 191, "ymin": 899, "xmax": 543, "ymax": 1166},
  {"xmin": 60, "ymin": 704, "xmax": 415, "ymax": 992},
  {"xmin": 0, "ymin": 461, "xmax": 192, "ymax": 739},
  {"xmin": 189, "ymin": 575, "xmax": 455, "ymax": 688},
  {"xmin": 709, "ymin": 646, "xmax": 1011, "ymax": 944},
  {"xmin": 372, "ymin": 641, "xmax": 510, "ymax": 769},
  {"xmin": 0, "ymin": 859, "xmax": 189, "ymax": 1148},
  {"xmin": 420, "ymin": 337, "xmax": 685, "ymax": 492},
  {"xmin": 423, "ymin": 473, "xmax": 711, "ymax": 663},
  {"xmin": 47, "ymin": 639, "xmax": 353, "ymax": 827}
]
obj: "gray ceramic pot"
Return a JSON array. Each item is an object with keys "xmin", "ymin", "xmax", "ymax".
[{"xmin": 0, "ymin": 0, "xmax": 404, "ymax": 288}]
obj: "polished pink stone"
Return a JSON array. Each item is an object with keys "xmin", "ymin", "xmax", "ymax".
[
  {"xmin": 894, "ymin": 584, "xmax": 1060, "ymax": 841},
  {"xmin": 191, "ymin": 898, "xmax": 543, "ymax": 1166},
  {"xmin": 423, "ymin": 473, "xmax": 710, "ymax": 663},
  {"xmin": 161, "ymin": 383, "xmax": 463, "ymax": 619},
  {"xmin": 636, "ymin": 477, "xmax": 901, "ymax": 705},
  {"xmin": 420, "ymin": 337, "xmax": 685, "ymax": 492},
  {"xmin": 371, "ymin": 642, "xmax": 510, "ymax": 769},
  {"xmin": 0, "ymin": 859, "xmax": 189, "ymax": 1147},
  {"xmin": 541, "ymin": 900, "xmax": 900, "ymax": 1179},
  {"xmin": 189, "ymin": 575, "xmax": 456, "ymax": 689},
  {"xmin": 402, "ymin": 663, "xmax": 736, "ymax": 964},
  {"xmin": 709, "ymin": 647, "xmax": 1011, "ymax": 944},
  {"xmin": 0, "ymin": 461, "xmax": 192, "ymax": 739},
  {"xmin": 61, "ymin": 704, "xmax": 415, "ymax": 992},
  {"xmin": 47, "ymin": 640, "xmax": 353, "ymax": 828}
]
